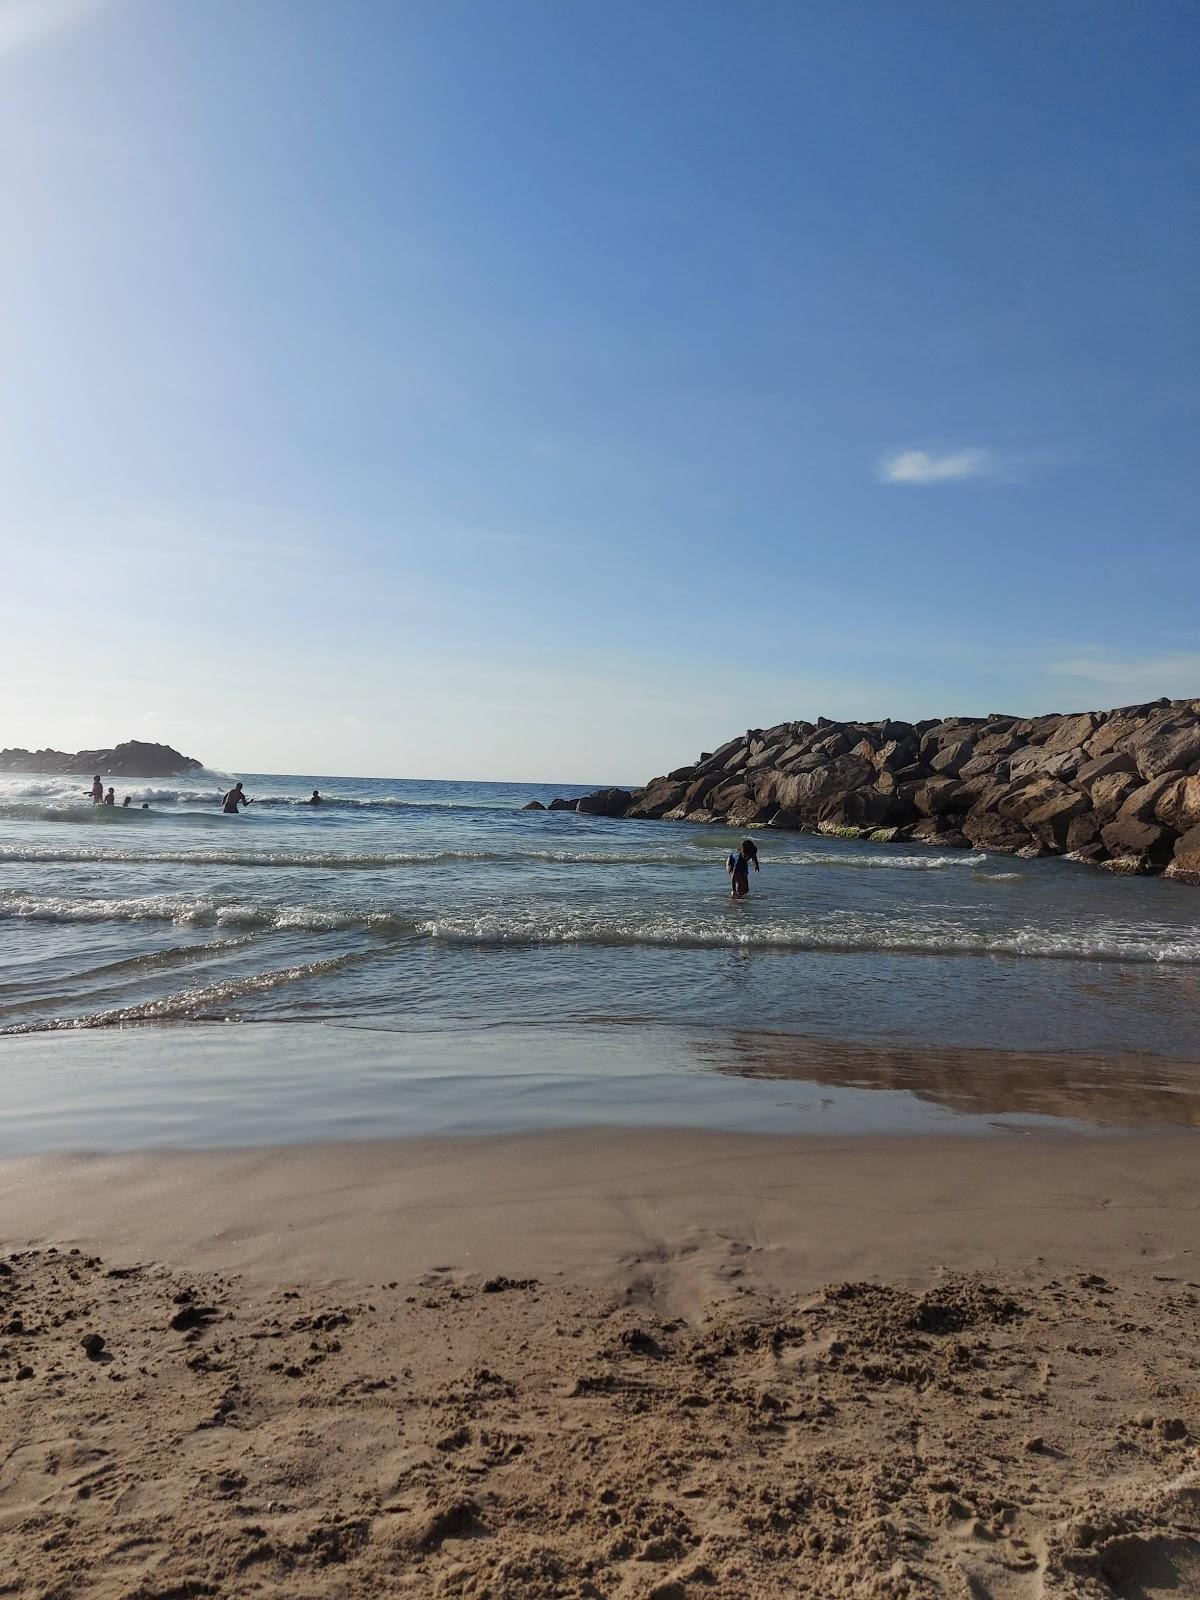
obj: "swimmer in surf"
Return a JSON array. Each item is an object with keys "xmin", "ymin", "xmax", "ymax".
[
  {"xmin": 309, "ymin": 790, "xmax": 321, "ymax": 805},
  {"xmin": 726, "ymin": 838, "xmax": 760, "ymax": 899},
  {"xmin": 222, "ymin": 781, "xmax": 252, "ymax": 814},
  {"xmin": 103, "ymin": 787, "xmax": 115, "ymax": 806}
]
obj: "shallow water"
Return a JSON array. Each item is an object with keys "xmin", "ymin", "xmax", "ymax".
[
  {"xmin": 2, "ymin": 768, "xmax": 1200, "ymax": 1061},
  {"xmin": 0, "ymin": 1021, "xmax": 1183, "ymax": 1154}
]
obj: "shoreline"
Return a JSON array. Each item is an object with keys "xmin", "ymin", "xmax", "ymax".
[{"xmin": 3, "ymin": 1021, "xmax": 1200, "ymax": 1158}]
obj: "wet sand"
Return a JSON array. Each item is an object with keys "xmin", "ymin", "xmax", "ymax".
[{"xmin": 2, "ymin": 1127, "xmax": 1199, "ymax": 1597}]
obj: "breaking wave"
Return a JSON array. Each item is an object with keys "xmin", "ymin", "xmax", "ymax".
[
  {"xmin": 0, "ymin": 842, "xmax": 990, "ymax": 872},
  {"xmin": 1, "ymin": 891, "xmax": 1196, "ymax": 965}
]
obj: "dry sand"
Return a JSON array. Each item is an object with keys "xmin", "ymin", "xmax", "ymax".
[{"xmin": 2, "ymin": 1130, "xmax": 1199, "ymax": 1598}]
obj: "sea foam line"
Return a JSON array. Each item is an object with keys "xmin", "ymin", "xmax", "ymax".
[
  {"xmin": 0, "ymin": 843, "xmax": 988, "ymax": 871},
  {"xmin": 0, "ymin": 892, "xmax": 1195, "ymax": 966}
]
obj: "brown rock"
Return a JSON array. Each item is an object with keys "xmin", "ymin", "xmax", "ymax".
[
  {"xmin": 961, "ymin": 811, "xmax": 1031, "ymax": 853},
  {"xmin": 1115, "ymin": 773, "xmax": 1185, "ymax": 824},
  {"xmin": 627, "ymin": 779, "xmax": 688, "ymax": 819},
  {"xmin": 1016, "ymin": 783, "xmax": 1091, "ymax": 848},
  {"xmin": 1041, "ymin": 712, "xmax": 1101, "ymax": 753},
  {"xmin": 971, "ymin": 730, "xmax": 1020, "ymax": 760},
  {"xmin": 817, "ymin": 789, "xmax": 895, "ymax": 829},
  {"xmin": 874, "ymin": 738, "xmax": 919, "ymax": 773},
  {"xmin": 1088, "ymin": 772, "xmax": 1143, "ymax": 820},
  {"xmin": 1008, "ymin": 747, "xmax": 1086, "ymax": 782},
  {"xmin": 1165, "ymin": 825, "xmax": 1200, "ymax": 885},
  {"xmin": 957, "ymin": 752, "xmax": 1010, "ymax": 781},
  {"xmin": 705, "ymin": 779, "xmax": 753, "ymax": 816},
  {"xmin": 1065, "ymin": 813, "xmax": 1103, "ymax": 854},
  {"xmin": 773, "ymin": 757, "xmax": 874, "ymax": 816},
  {"xmin": 929, "ymin": 740, "xmax": 975, "ymax": 777},
  {"xmin": 1074, "ymin": 751, "xmax": 1138, "ymax": 790},
  {"xmin": 905, "ymin": 777, "xmax": 961, "ymax": 817},
  {"xmin": 576, "ymin": 788, "xmax": 633, "ymax": 818},
  {"xmin": 1099, "ymin": 816, "xmax": 1175, "ymax": 864},
  {"xmin": 1123, "ymin": 717, "xmax": 1200, "ymax": 781},
  {"xmin": 1155, "ymin": 773, "xmax": 1200, "ymax": 833}
]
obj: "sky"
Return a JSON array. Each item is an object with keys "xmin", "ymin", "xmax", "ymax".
[{"xmin": 0, "ymin": 0, "xmax": 1196, "ymax": 782}]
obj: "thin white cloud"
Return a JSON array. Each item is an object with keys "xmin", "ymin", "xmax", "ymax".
[
  {"xmin": 0, "ymin": 0, "xmax": 114, "ymax": 63},
  {"xmin": 1048, "ymin": 650, "xmax": 1200, "ymax": 699},
  {"xmin": 879, "ymin": 448, "xmax": 991, "ymax": 485}
]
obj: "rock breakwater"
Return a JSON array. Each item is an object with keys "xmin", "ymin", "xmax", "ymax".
[{"xmin": 561, "ymin": 699, "xmax": 1200, "ymax": 884}]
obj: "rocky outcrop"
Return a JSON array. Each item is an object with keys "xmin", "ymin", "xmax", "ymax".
[
  {"xmin": 0, "ymin": 740, "xmax": 203, "ymax": 777},
  {"xmin": 555, "ymin": 697, "xmax": 1200, "ymax": 884}
]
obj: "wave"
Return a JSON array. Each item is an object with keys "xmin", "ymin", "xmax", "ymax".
[
  {"xmin": 1, "ymin": 950, "xmax": 370, "ymax": 1034},
  {"xmin": 0, "ymin": 933, "xmax": 257, "ymax": 1001},
  {"xmin": 1, "ymin": 891, "xmax": 1196, "ymax": 966},
  {"xmin": 0, "ymin": 842, "xmax": 992, "ymax": 872}
]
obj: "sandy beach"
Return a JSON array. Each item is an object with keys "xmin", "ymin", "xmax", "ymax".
[{"xmin": 3, "ymin": 1128, "xmax": 1198, "ymax": 1598}]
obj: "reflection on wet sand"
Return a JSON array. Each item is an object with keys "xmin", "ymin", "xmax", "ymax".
[{"xmin": 697, "ymin": 1030, "xmax": 1200, "ymax": 1131}]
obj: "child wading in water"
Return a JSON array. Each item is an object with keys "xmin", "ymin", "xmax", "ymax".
[{"xmin": 726, "ymin": 838, "xmax": 760, "ymax": 899}]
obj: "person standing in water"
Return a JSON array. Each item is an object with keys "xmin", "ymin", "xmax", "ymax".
[
  {"xmin": 309, "ymin": 790, "xmax": 321, "ymax": 805},
  {"xmin": 89, "ymin": 776, "xmax": 103, "ymax": 804},
  {"xmin": 103, "ymin": 787, "xmax": 115, "ymax": 806},
  {"xmin": 726, "ymin": 838, "xmax": 760, "ymax": 899},
  {"xmin": 222, "ymin": 781, "xmax": 252, "ymax": 814}
]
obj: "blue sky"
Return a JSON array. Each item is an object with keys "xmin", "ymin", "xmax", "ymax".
[{"xmin": 1, "ymin": 0, "xmax": 1196, "ymax": 781}]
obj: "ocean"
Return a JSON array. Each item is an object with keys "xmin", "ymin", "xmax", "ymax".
[{"xmin": 1, "ymin": 766, "xmax": 1199, "ymax": 1148}]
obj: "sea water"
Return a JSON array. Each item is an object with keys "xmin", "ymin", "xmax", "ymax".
[{"xmin": 1, "ymin": 765, "xmax": 1199, "ymax": 1059}]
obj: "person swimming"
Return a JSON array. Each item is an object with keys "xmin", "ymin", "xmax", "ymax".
[
  {"xmin": 222, "ymin": 781, "xmax": 252, "ymax": 814},
  {"xmin": 725, "ymin": 838, "xmax": 760, "ymax": 899},
  {"xmin": 309, "ymin": 790, "xmax": 321, "ymax": 805},
  {"xmin": 121, "ymin": 795, "xmax": 131, "ymax": 807},
  {"xmin": 103, "ymin": 787, "xmax": 115, "ymax": 806},
  {"xmin": 90, "ymin": 776, "xmax": 103, "ymax": 804}
]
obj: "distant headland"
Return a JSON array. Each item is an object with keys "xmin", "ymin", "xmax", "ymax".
[
  {"xmin": 555, "ymin": 698, "xmax": 1200, "ymax": 886},
  {"xmin": 0, "ymin": 740, "xmax": 203, "ymax": 778}
]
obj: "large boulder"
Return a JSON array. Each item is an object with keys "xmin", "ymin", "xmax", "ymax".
[
  {"xmin": 971, "ymin": 730, "xmax": 1021, "ymax": 760},
  {"xmin": 575, "ymin": 787, "xmax": 633, "ymax": 818},
  {"xmin": 1015, "ymin": 782, "xmax": 1091, "ymax": 849},
  {"xmin": 1074, "ymin": 751, "xmax": 1138, "ymax": 790},
  {"xmin": 1126, "ymin": 718, "xmax": 1200, "ymax": 780},
  {"xmin": 1065, "ymin": 812, "xmax": 1103, "ymax": 854},
  {"xmin": 874, "ymin": 738, "xmax": 919, "ymax": 773},
  {"xmin": 772, "ymin": 756, "xmax": 874, "ymax": 816},
  {"xmin": 626, "ymin": 778, "xmax": 689, "ymax": 819},
  {"xmin": 1100, "ymin": 816, "xmax": 1176, "ymax": 864},
  {"xmin": 961, "ymin": 810, "xmax": 1031, "ymax": 853},
  {"xmin": 1008, "ymin": 746, "xmax": 1087, "ymax": 783},
  {"xmin": 929, "ymin": 740, "xmax": 975, "ymax": 777},
  {"xmin": 1087, "ymin": 771, "xmax": 1143, "ymax": 821},
  {"xmin": 902, "ymin": 777, "xmax": 961, "ymax": 817},
  {"xmin": 1165, "ymin": 825, "xmax": 1200, "ymax": 885},
  {"xmin": 817, "ymin": 789, "xmax": 895, "ymax": 829},
  {"xmin": 1113, "ymin": 773, "xmax": 1185, "ymax": 824},
  {"xmin": 957, "ymin": 750, "xmax": 1010, "ymax": 781},
  {"xmin": 705, "ymin": 779, "xmax": 754, "ymax": 816},
  {"xmin": 1041, "ymin": 711, "xmax": 1102, "ymax": 753},
  {"xmin": 1154, "ymin": 773, "xmax": 1200, "ymax": 834}
]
